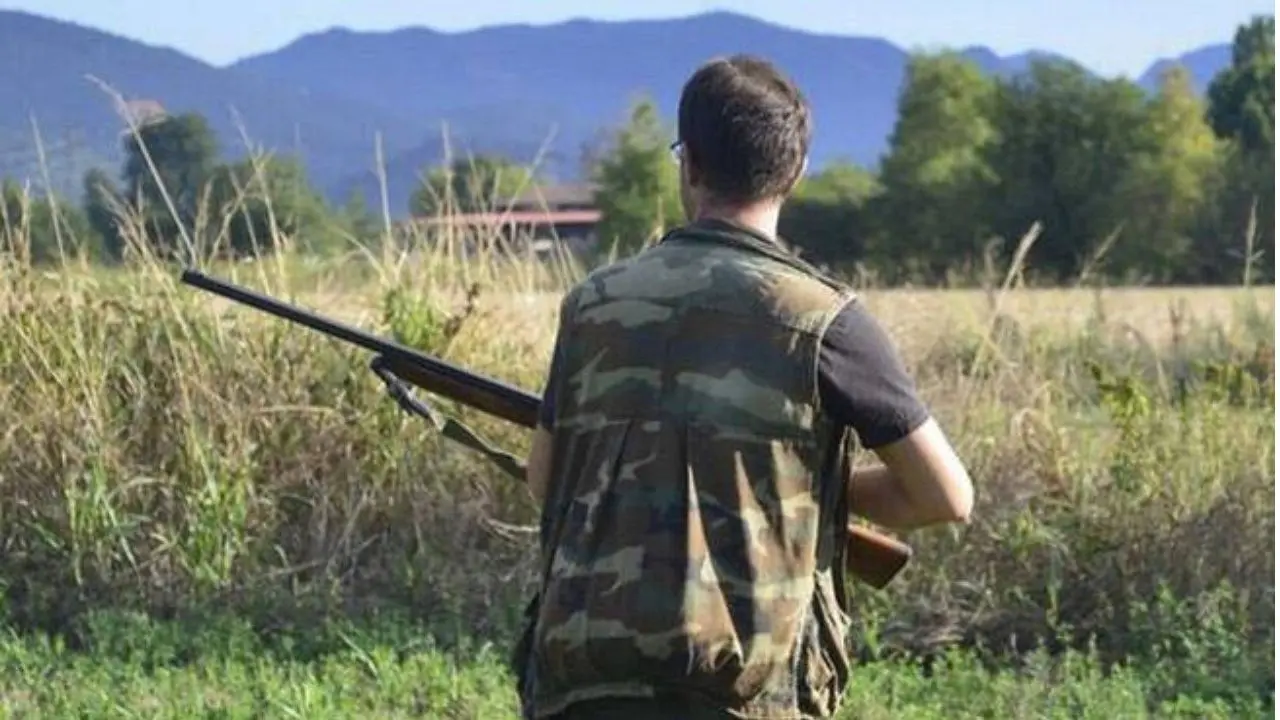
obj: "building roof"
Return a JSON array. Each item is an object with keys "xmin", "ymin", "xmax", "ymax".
[
  {"xmin": 506, "ymin": 182, "xmax": 597, "ymax": 208},
  {"xmin": 416, "ymin": 209, "xmax": 602, "ymax": 227}
]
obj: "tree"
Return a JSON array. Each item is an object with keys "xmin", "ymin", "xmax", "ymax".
[
  {"xmin": 1107, "ymin": 66, "xmax": 1224, "ymax": 282},
  {"xmin": 408, "ymin": 154, "xmax": 533, "ymax": 217},
  {"xmin": 207, "ymin": 154, "xmax": 335, "ymax": 258},
  {"xmin": 590, "ymin": 97, "xmax": 684, "ymax": 256},
  {"xmin": 780, "ymin": 161, "xmax": 881, "ymax": 269},
  {"xmin": 339, "ymin": 189, "xmax": 383, "ymax": 247},
  {"xmin": 1204, "ymin": 16, "xmax": 1275, "ymax": 282},
  {"xmin": 870, "ymin": 52, "xmax": 998, "ymax": 282},
  {"xmin": 121, "ymin": 113, "xmax": 220, "ymax": 257},
  {"xmin": 2, "ymin": 180, "xmax": 97, "ymax": 265},
  {"xmin": 1207, "ymin": 16, "xmax": 1275, "ymax": 156},
  {"xmin": 984, "ymin": 60, "xmax": 1150, "ymax": 281},
  {"xmin": 83, "ymin": 168, "xmax": 125, "ymax": 260}
]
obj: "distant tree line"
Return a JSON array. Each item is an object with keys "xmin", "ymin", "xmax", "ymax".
[
  {"xmin": 0, "ymin": 16, "xmax": 1271, "ymax": 286},
  {"xmin": 1, "ymin": 112, "xmax": 378, "ymax": 265},
  {"xmin": 588, "ymin": 16, "xmax": 1274, "ymax": 286}
]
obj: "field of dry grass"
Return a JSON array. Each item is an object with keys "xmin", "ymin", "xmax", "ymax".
[
  {"xmin": 146, "ymin": 249, "xmax": 1275, "ymax": 372},
  {"xmin": 0, "ymin": 194, "xmax": 1273, "ymax": 716}
]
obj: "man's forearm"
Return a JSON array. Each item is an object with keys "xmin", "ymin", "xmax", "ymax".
[{"xmin": 847, "ymin": 465, "xmax": 950, "ymax": 530}]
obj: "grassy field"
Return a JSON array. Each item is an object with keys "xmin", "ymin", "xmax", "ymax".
[
  {"xmin": 0, "ymin": 214, "xmax": 1274, "ymax": 717},
  {"xmin": 0, "ymin": 609, "xmax": 1267, "ymax": 719}
]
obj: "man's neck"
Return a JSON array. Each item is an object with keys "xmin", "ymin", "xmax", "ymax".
[{"xmin": 694, "ymin": 201, "xmax": 781, "ymax": 241}]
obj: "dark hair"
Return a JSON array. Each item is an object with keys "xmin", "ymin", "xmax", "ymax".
[{"xmin": 677, "ymin": 54, "xmax": 811, "ymax": 204}]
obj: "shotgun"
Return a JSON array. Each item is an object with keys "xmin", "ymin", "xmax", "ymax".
[{"xmin": 180, "ymin": 269, "xmax": 913, "ymax": 589}]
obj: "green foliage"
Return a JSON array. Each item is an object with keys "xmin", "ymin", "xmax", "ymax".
[
  {"xmin": 1206, "ymin": 16, "xmax": 1276, "ymax": 156},
  {"xmin": 380, "ymin": 284, "xmax": 477, "ymax": 357},
  {"xmin": 121, "ymin": 113, "xmax": 220, "ymax": 258},
  {"xmin": 1111, "ymin": 67, "xmax": 1224, "ymax": 282},
  {"xmin": 869, "ymin": 52, "xmax": 998, "ymax": 282},
  {"xmin": 589, "ymin": 97, "xmax": 684, "ymax": 256},
  {"xmin": 207, "ymin": 155, "xmax": 337, "ymax": 256},
  {"xmin": 54, "ymin": 114, "xmax": 344, "ymax": 263},
  {"xmin": 0, "ymin": 609, "xmax": 1268, "ymax": 717},
  {"xmin": 1088, "ymin": 360, "xmax": 1165, "ymax": 490},
  {"xmin": 781, "ymin": 161, "xmax": 880, "ymax": 268},
  {"xmin": 82, "ymin": 168, "xmax": 125, "ymax": 260},
  {"xmin": 984, "ymin": 60, "xmax": 1153, "ymax": 281},
  {"xmin": 819, "ymin": 19, "xmax": 1273, "ymax": 287},
  {"xmin": 408, "ymin": 154, "xmax": 534, "ymax": 217},
  {"xmin": 0, "ymin": 229, "xmax": 1273, "ymax": 713},
  {"xmin": 1204, "ymin": 15, "xmax": 1275, "ymax": 283},
  {"xmin": 0, "ymin": 611, "xmax": 520, "ymax": 718},
  {"xmin": 1122, "ymin": 584, "xmax": 1273, "ymax": 712},
  {"xmin": 339, "ymin": 189, "xmax": 382, "ymax": 246},
  {"xmin": 0, "ymin": 251, "xmax": 1272, "ymax": 665},
  {"xmin": 0, "ymin": 179, "xmax": 99, "ymax": 264}
]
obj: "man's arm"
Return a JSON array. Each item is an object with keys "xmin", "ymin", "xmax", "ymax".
[
  {"xmin": 845, "ymin": 423, "xmax": 973, "ymax": 528},
  {"xmin": 818, "ymin": 301, "xmax": 974, "ymax": 530}
]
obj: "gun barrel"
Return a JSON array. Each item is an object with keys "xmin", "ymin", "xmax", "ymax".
[{"xmin": 180, "ymin": 269, "xmax": 541, "ymax": 427}]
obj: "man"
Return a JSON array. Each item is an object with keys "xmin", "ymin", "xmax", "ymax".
[{"xmin": 514, "ymin": 55, "xmax": 974, "ymax": 719}]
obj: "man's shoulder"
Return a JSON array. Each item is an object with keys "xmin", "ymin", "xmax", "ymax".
[{"xmin": 560, "ymin": 245, "xmax": 671, "ymax": 307}]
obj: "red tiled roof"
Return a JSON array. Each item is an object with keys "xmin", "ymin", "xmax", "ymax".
[
  {"xmin": 417, "ymin": 209, "xmax": 602, "ymax": 226},
  {"xmin": 508, "ymin": 183, "xmax": 598, "ymax": 207}
]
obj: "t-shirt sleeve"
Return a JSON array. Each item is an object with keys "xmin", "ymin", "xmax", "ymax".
[{"xmin": 817, "ymin": 300, "xmax": 930, "ymax": 449}]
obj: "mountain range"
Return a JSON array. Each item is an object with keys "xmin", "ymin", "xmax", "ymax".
[{"xmin": 0, "ymin": 9, "xmax": 1241, "ymax": 216}]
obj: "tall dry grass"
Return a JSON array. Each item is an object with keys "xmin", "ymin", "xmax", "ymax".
[{"xmin": 0, "ymin": 155, "xmax": 1273, "ymax": 705}]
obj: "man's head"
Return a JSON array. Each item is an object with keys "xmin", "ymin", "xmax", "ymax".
[{"xmin": 675, "ymin": 55, "xmax": 811, "ymax": 221}]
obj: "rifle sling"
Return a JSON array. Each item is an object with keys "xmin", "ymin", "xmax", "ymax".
[
  {"xmin": 371, "ymin": 354, "xmax": 547, "ymax": 693},
  {"xmin": 370, "ymin": 357, "xmax": 528, "ymax": 481}
]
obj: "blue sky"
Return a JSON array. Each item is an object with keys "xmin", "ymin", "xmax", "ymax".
[{"xmin": 6, "ymin": 0, "xmax": 1271, "ymax": 76}]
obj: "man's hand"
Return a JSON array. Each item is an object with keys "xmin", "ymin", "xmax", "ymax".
[{"xmin": 848, "ymin": 417, "xmax": 973, "ymax": 530}]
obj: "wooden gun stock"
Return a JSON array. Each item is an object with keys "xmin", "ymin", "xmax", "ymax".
[{"xmin": 845, "ymin": 523, "xmax": 912, "ymax": 589}]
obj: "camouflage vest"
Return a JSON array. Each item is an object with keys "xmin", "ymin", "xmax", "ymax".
[{"xmin": 521, "ymin": 220, "xmax": 858, "ymax": 719}]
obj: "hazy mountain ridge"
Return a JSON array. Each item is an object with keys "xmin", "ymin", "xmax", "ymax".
[
  {"xmin": 1138, "ymin": 44, "xmax": 1234, "ymax": 94},
  {"xmin": 0, "ymin": 10, "xmax": 426, "ymax": 199},
  {"xmin": 1, "ymin": 9, "xmax": 1235, "ymax": 214}
]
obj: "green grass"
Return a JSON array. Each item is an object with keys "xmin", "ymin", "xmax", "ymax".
[{"xmin": 0, "ymin": 611, "xmax": 1267, "ymax": 719}]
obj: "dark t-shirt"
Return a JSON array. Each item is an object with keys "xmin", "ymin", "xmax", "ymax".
[
  {"xmin": 537, "ymin": 299, "xmax": 928, "ymax": 450},
  {"xmin": 815, "ymin": 299, "xmax": 930, "ymax": 448}
]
